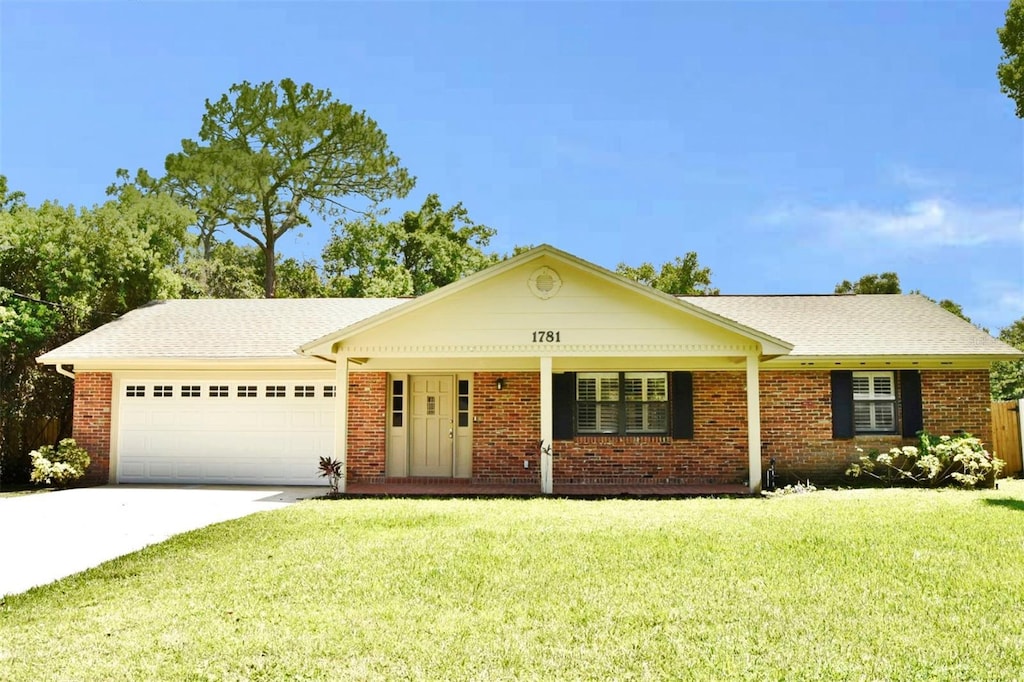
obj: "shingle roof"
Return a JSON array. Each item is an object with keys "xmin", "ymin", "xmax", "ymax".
[
  {"xmin": 681, "ymin": 294, "xmax": 1018, "ymax": 357},
  {"xmin": 37, "ymin": 293, "xmax": 1020, "ymax": 363},
  {"xmin": 37, "ymin": 298, "xmax": 408, "ymax": 361}
]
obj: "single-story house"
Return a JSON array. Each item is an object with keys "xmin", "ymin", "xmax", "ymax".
[{"xmin": 38, "ymin": 245, "xmax": 1022, "ymax": 494}]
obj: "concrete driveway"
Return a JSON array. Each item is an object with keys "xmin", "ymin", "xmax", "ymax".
[{"xmin": 0, "ymin": 485, "xmax": 323, "ymax": 597}]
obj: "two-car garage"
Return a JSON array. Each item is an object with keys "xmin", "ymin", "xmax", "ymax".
[{"xmin": 115, "ymin": 377, "xmax": 336, "ymax": 485}]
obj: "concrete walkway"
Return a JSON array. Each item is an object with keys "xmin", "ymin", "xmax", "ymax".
[{"xmin": 0, "ymin": 485, "xmax": 323, "ymax": 597}]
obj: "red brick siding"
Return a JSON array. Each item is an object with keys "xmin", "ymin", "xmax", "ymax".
[
  {"xmin": 921, "ymin": 369, "xmax": 991, "ymax": 444},
  {"xmin": 552, "ymin": 371, "xmax": 749, "ymax": 485},
  {"xmin": 346, "ymin": 372, "xmax": 388, "ymax": 480},
  {"xmin": 72, "ymin": 372, "xmax": 112, "ymax": 486},
  {"xmin": 472, "ymin": 372, "xmax": 542, "ymax": 482},
  {"xmin": 760, "ymin": 369, "xmax": 993, "ymax": 484},
  {"xmin": 464, "ymin": 371, "xmax": 750, "ymax": 485},
  {"xmin": 72, "ymin": 367, "xmax": 989, "ymax": 488}
]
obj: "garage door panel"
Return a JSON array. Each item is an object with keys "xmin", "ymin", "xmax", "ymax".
[
  {"xmin": 149, "ymin": 410, "xmax": 180, "ymax": 428},
  {"xmin": 117, "ymin": 379, "xmax": 335, "ymax": 485}
]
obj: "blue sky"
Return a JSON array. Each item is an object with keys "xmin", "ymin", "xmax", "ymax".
[{"xmin": 2, "ymin": 1, "xmax": 1021, "ymax": 331}]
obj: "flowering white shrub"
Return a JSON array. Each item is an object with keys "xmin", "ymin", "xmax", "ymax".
[
  {"xmin": 846, "ymin": 432, "xmax": 1003, "ymax": 488},
  {"xmin": 29, "ymin": 438, "xmax": 90, "ymax": 487},
  {"xmin": 762, "ymin": 480, "xmax": 818, "ymax": 498}
]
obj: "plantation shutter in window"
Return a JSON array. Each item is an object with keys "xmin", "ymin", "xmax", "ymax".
[
  {"xmin": 900, "ymin": 370, "xmax": 923, "ymax": 437},
  {"xmin": 831, "ymin": 370, "xmax": 854, "ymax": 439},
  {"xmin": 552, "ymin": 372, "xmax": 575, "ymax": 441},
  {"xmin": 670, "ymin": 371, "xmax": 694, "ymax": 440}
]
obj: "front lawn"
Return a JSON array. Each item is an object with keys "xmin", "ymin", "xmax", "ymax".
[{"xmin": 3, "ymin": 482, "xmax": 1024, "ymax": 680}]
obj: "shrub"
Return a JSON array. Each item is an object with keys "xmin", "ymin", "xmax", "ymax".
[
  {"xmin": 762, "ymin": 480, "xmax": 817, "ymax": 498},
  {"xmin": 29, "ymin": 438, "xmax": 90, "ymax": 488},
  {"xmin": 317, "ymin": 456, "xmax": 343, "ymax": 495},
  {"xmin": 846, "ymin": 432, "xmax": 1003, "ymax": 489}
]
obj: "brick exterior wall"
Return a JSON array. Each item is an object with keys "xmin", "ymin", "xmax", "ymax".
[
  {"xmin": 346, "ymin": 372, "xmax": 388, "ymax": 480},
  {"xmin": 472, "ymin": 372, "xmax": 542, "ymax": 483},
  {"xmin": 761, "ymin": 369, "xmax": 993, "ymax": 484},
  {"xmin": 553, "ymin": 371, "xmax": 749, "ymax": 485},
  {"xmin": 921, "ymin": 369, "xmax": 991, "ymax": 443},
  {"xmin": 72, "ymin": 367, "xmax": 993, "ymax": 488},
  {"xmin": 72, "ymin": 372, "xmax": 112, "ymax": 486}
]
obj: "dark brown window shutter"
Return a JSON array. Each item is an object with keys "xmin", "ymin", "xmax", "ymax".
[
  {"xmin": 671, "ymin": 371, "xmax": 694, "ymax": 439},
  {"xmin": 900, "ymin": 370, "xmax": 923, "ymax": 437},
  {"xmin": 831, "ymin": 370, "xmax": 854, "ymax": 439},
  {"xmin": 552, "ymin": 372, "xmax": 575, "ymax": 440}
]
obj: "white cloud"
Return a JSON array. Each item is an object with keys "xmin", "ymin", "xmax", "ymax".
[
  {"xmin": 971, "ymin": 280, "xmax": 1024, "ymax": 332},
  {"xmin": 886, "ymin": 164, "xmax": 948, "ymax": 191},
  {"xmin": 761, "ymin": 197, "xmax": 1023, "ymax": 248}
]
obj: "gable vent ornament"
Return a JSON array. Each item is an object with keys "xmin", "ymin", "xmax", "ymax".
[{"xmin": 528, "ymin": 266, "xmax": 562, "ymax": 299}]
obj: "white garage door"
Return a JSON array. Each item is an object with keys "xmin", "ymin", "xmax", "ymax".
[{"xmin": 117, "ymin": 379, "xmax": 336, "ymax": 485}]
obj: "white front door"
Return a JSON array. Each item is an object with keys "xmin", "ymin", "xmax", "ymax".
[{"xmin": 409, "ymin": 375, "xmax": 454, "ymax": 477}]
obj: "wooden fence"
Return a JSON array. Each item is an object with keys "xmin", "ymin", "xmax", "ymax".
[
  {"xmin": 24, "ymin": 419, "xmax": 62, "ymax": 453},
  {"xmin": 992, "ymin": 400, "xmax": 1023, "ymax": 477}
]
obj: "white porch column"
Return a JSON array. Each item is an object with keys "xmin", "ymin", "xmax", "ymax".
[
  {"xmin": 539, "ymin": 356, "xmax": 554, "ymax": 495},
  {"xmin": 746, "ymin": 353, "xmax": 762, "ymax": 494},
  {"xmin": 334, "ymin": 356, "xmax": 350, "ymax": 494}
]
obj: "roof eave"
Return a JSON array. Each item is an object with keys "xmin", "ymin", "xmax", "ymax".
[{"xmin": 764, "ymin": 352, "xmax": 1022, "ymax": 369}]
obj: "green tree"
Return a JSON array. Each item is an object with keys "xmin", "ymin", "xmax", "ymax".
[
  {"xmin": 932, "ymin": 298, "xmax": 972, "ymax": 324},
  {"xmin": 835, "ymin": 272, "xmax": 902, "ymax": 294},
  {"xmin": 835, "ymin": 274, "xmax": 975, "ymax": 323},
  {"xmin": 0, "ymin": 179, "xmax": 193, "ymax": 482},
  {"xmin": 175, "ymin": 242, "xmax": 264, "ymax": 299},
  {"xmin": 163, "ymin": 79, "xmax": 414, "ymax": 297},
  {"xmin": 109, "ymin": 167, "xmax": 231, "ymax": 259},
  {"xmin": 998, "ymin": 0, "xmax": 1024, "ymax": 118},
  {"xmin": 616, "ymin": 253, "xmax": 719, "ymax": 295},
  {"xmin": 275, "ymin": 257, "xmax": 327, "ymax": 298},
  {"xmin": 991, "ymin": 317, "xmax": 1024, "ymax": 399},
  {"xmin": 323, "ymin": 193, "xmax": 497, "ymax": 297}
]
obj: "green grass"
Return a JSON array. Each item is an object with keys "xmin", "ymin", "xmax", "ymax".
[{"xmin": 3, "ymin": 482, "xmax": 1024, "ymax": 680}]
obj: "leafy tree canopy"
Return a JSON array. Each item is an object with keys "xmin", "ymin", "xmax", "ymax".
[
  {"xmin": 998, "ymin": 0, "xmax": 1024, "ymax": 118},
  {"xmin": 0, "ymin": 177, "xmax": 193, "ymax": 481},
  {"xmin": 160, "ymin": 79, "xmax": 414, "ymax": 297},
  {"xmin": 992, "ymin": 317, "xmax": 1024, "ymax": 400},
  {"xmin": 616, "ymin": 253, "xmax": 719, "ymax": 295},
  {"xmin": 834, "ymin": 272, "xmax": 901, "ymax": 295},
  {"xmin": 323, "ymin": 193, "xmax": 497, "ymax": 297},
  {"xmin": 835, "ymin": 272, "xmax": 975, "ymax": 323}
]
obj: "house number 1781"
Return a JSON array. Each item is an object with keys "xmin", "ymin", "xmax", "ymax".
[{"xmin": 532, "ymin": 331, "xmax": 561, "ymax": 343}]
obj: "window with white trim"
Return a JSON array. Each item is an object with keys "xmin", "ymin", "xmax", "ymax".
[
  {"xmin": 266, "ymin": 385, "xmax": 286, "ymax": 398},
  {"xmin": 154, "ymin": 385, "xmax": 173, "ymax": 398},
  {"xmin": 125, "ymin": 385, "xmax": 145, "ymax": 398},
  {"xmin": 181, "ymin": 385, "xmax": 201, "ymax": 398},
  {"xmin": 624, "ymin": 372, "xmax": 669, "ymax": 433},
  {"xmin": 577, "ymin": 372, "xmax": 669, "ymax": 435},
  {"xmin": 237, "ymin": 385, "xmax": 257, "ymax": 398},
  {"xmin": 852, "ymin": 371, "xmax": 896, "ymax": 434},
  {"xmin": 209, "ymin": 385, "xmax": 229, "ymax": 398}
]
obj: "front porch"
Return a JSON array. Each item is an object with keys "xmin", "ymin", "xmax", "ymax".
[{"xmin": 343, "ymin": 478, "xmax": 751, "ymax": 498}]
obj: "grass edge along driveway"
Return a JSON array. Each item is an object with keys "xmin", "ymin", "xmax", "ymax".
[{"xmin": 2, "ymin": 481, "xmax": 1023, "ymax": 681}]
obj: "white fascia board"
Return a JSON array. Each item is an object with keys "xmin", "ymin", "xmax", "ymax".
[
  {"xmin": 36, "ymin": 356, "xmax": 335, "ymax": 372},
  {"xmin": 763, "ymin": 354, "xmax": 1014, "ymax": 370}
]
